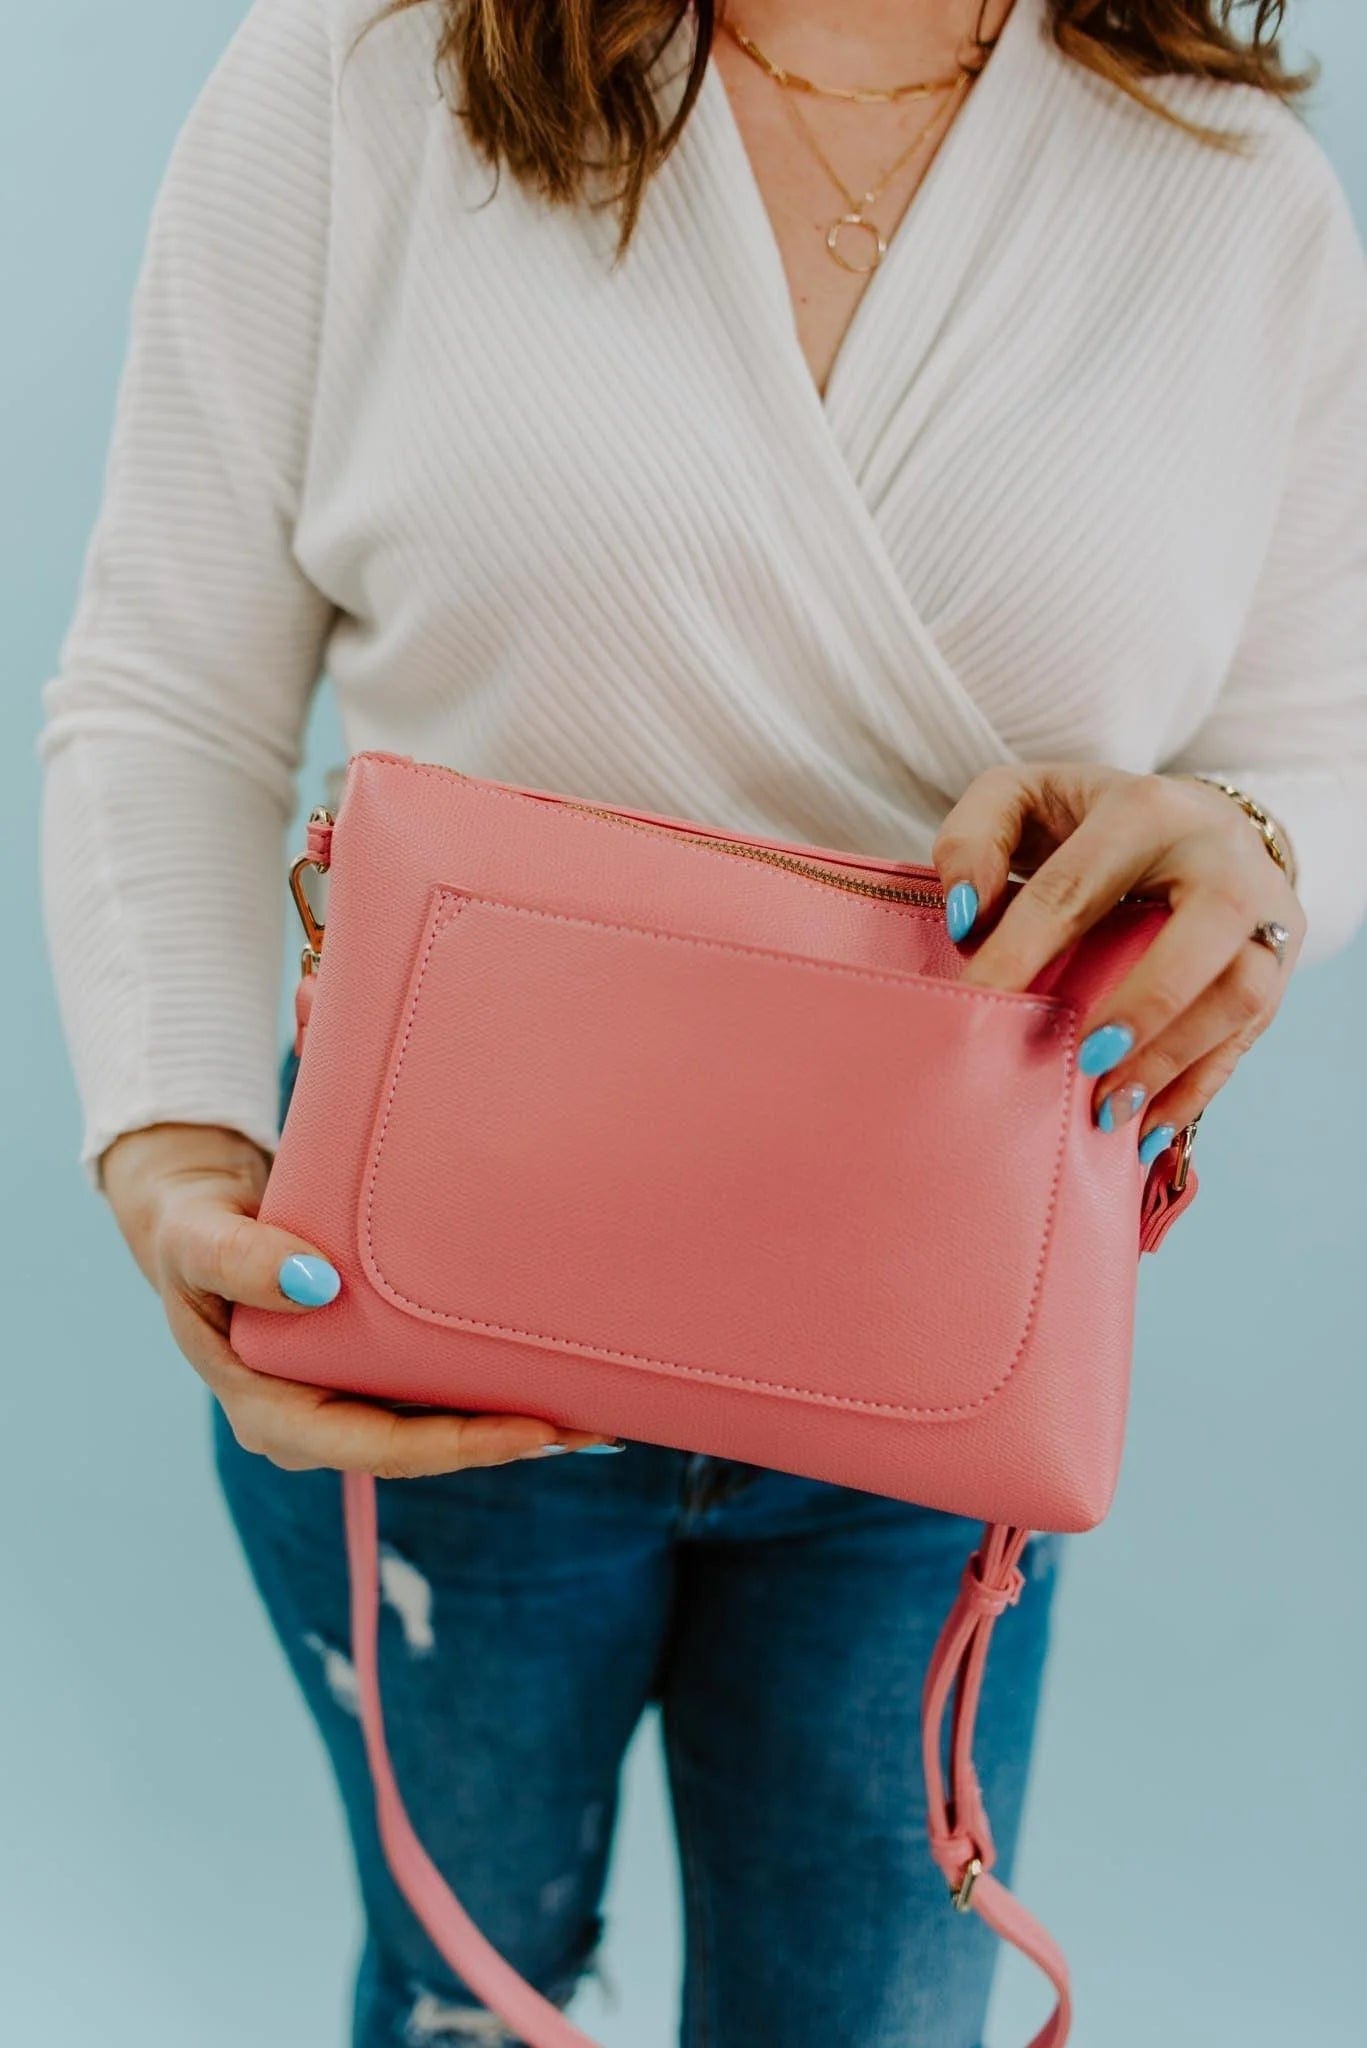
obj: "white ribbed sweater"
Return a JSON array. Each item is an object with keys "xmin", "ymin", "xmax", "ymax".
[{"xmin": 39, "ymin": 0, "xmax": 1367, "ymax": 1176}]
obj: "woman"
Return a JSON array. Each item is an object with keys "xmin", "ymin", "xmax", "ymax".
[{"xmin": 39, "ymin": 0, "xmax": 1367, "ymax": 2042}]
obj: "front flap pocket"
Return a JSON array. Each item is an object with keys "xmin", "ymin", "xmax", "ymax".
[{"xmin": 360, "ymin": 891, "xmax": 1078, "ymax": 1420}]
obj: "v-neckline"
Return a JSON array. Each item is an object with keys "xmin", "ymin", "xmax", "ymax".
[
  {"xmin": 641, "ymin": 0, "xmax": 1052, "ymax": 800},
  {"xmin": 696, "ymin": 0, "xmax": 1039, "ymax": 418}
]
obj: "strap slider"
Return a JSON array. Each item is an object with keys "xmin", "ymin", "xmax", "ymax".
[
  {"xmin": 1169, "ymin": 1111, "xmax": 1202, "ymax": 1195},
  {"xmin": 932, "ymin": 1826, "xmax": 992, "ymax": 1907},
  {"xmin": 961, "ymin": 1559, "xmax": 1025, "ymax": 1619}
]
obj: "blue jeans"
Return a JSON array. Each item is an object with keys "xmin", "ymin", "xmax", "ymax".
[{"xmin": 212, "ymin": 1054, "xmax": 1062, "ymax": 2047}]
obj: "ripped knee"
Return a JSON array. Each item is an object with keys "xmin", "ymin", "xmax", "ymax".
[{"xmin": 399, "ymin": 1925, "xmax": 605, "ymax": 2045}]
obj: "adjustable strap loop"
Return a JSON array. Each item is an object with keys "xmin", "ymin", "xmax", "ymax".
[
  {"xmin": 922, "ymin": 1524, "xmax": 1073, "ymax": 2047},
  {"xmin": 305, "ymin": 811, "xmax": 334, "ymax": 867}
]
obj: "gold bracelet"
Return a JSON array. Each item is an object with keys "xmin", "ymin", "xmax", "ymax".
[{"xmin": 1178, "ymin": 775, "xmax": 1296, "ymax": 884}]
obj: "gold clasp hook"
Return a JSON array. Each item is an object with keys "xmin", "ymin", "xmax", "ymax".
[
  {"xmin": 289, "ymin": 853, "xmax": 325, "ymax": 974},
  {"xmin": 288, "ymin": 806, "xmax": 333, "ymax": 975}
]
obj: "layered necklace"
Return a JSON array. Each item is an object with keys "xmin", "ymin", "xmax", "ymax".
[{"xmin": 721, "ymin": 13, "xmax": 989, "ymax": 275}]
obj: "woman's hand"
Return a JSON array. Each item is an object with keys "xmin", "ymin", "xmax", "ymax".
[
  {"xmin": 932, "ymin": 763, "xmax": 1304, "ymax": 1155},
  {"xmin": 101, "ymin": 1122, "xmax": 619, "ymax": 1475}
]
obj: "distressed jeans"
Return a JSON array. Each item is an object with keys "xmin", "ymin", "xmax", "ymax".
[{"xmin": 211, "ymin": 1053, "xmax": 1062, "ymax": 2048}]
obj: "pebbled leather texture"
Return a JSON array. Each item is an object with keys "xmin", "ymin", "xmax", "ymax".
[
  {"xmin": 228, "ymin": 751, "xmax": 1203, "ymax": 2048},
  {"xmin": 234, "ymin": 751, "xmax": 1194, "ymax": 1532}
]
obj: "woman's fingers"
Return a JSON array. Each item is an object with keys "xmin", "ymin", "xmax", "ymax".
[
  {"xmin": 952, "ymin": 784, "xmax": 1164, "ymax": 993},
  {"xmin": 1134, "ymin": 1025, "xmax": 1271, "ymax": 1141},
  {"xmin": 163, "ymin": 1286, "xmax": 615, "ymax": 1475},
  {"xmin": 232, "ymin": 1384, "xmax": 606, "ymax": 1482},
  {"xmin": 935, "ymin": 764, "xmax": 1305, "ymax": 1143},
  {"xmin": 161, "ymin": 1193, "xmax": 343, "ymax": 1320},
  {"xmin": 1074, "ymin": 874, "xmax": 1269, "ymax": 1067},
  {"xmin": 931, "ymin": 765, "xmax": 1035, "ymax": 937},
  {"xmin": 224, "ymin": 1378, "xmax": 610, "ymax": 1479},
  {"xmin": 1074, "ymin": 854, "xmax": 1301, "ymax": 1108},
  {"xmin": 1088, "ymin": 936, "xmax": 1283, "ymax": 1136},
  {"xmin": 157, "ymin": 1190, "xmax": 621, "ymax": 1475}
]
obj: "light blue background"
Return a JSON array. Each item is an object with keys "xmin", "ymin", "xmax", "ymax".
[{"xmin": 3, "ymin": 6, "xmax": 1364, "ymax": 2043}]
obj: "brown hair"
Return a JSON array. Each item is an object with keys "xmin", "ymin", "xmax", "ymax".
[{"xmin": 355, "ymin": 2, "xmax": 1315, "ymax": 255}]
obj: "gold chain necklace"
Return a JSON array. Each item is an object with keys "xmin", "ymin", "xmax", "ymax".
[
  {"xmin": 722, "ymin": 20, "xmax": 967, "ymax": 105},
  {"xmin": 720, "ymin": 19, "xmax": 977, "ymax": 275}
]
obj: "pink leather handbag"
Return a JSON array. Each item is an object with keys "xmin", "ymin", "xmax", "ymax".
[{"xmin": 232, "ymin": 749, "xmax": 1201, "ymax": 2048}]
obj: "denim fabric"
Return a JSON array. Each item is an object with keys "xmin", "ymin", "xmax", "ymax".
[{"xmin": 215, "ymin": 1052, "xmax": 1062, "ymax": 2048}]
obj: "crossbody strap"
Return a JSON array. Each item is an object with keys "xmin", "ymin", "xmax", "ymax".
[
  {"xmin": 345, "ymin": 1476, "xmax": 1065, "ymax": 2046},
  {"xmin": 342, "ymin": 1140, "xmax": 1199, "ymax": 2046},
  {"xmin": 345, "ymin": 1470, "xmax": 601, "ymax": 2047}
]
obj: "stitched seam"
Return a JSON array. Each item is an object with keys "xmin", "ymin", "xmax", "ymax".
[
  {"xmin": 359, "ymin": 892, "xmax": 1074, "ymax": 1419},
  {"xmin": 359, "ymin": 890, "xmax": 1077, "ymax": 1422},
  {"xmin": 417, "ymin": 889, "xmax": 1065, "ymax": 1014}
]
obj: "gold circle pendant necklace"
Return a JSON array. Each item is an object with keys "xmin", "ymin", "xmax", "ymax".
[{"xmin": 722, "ymin": 19, "xmax": 977, "ymax": 275}]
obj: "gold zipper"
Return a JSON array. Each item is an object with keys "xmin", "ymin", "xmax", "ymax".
[
  {"xmin": 552, "ymin": 795, "xmax": 944, "ymax": 906},
  {"xmin": 290, "ymin": 780, "xmax": 944, "ymax": 964}
]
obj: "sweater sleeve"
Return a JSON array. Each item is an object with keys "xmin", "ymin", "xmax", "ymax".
[
  {"xmin": 1162, "ymin": 167, "xmax": 1367, "ymax": 969},
  {"xmin": 38, "ymin": 0, "xmax": 339, "ymax": 1184}
]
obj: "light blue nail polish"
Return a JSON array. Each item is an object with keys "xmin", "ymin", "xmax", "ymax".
[
  {"xmin": 1078, "ymin": 1022, "xmax": 1135, "ymax": 1077},
  {"xmin": 532, "ymin": 1444, "xmax": 573, "ymax": 1458},
  {"xmin": 278, "ymin": 1254, "xmax": 341, "ymax": 1307},
  {"xmin": 1137, "ymin": 1123, "xmax": 1177, "ymax": 1169},
  {"xmin": 1096, "ymin": 1083, "xmax": 1146, "ymax": 1133},
  {"xmin": 579, "ymin": 1442, "xmax": 626, "ymax": 1455},
  {"xmin": 945, "ymin": 881, "xmax": 979, "ymax": 945}
]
